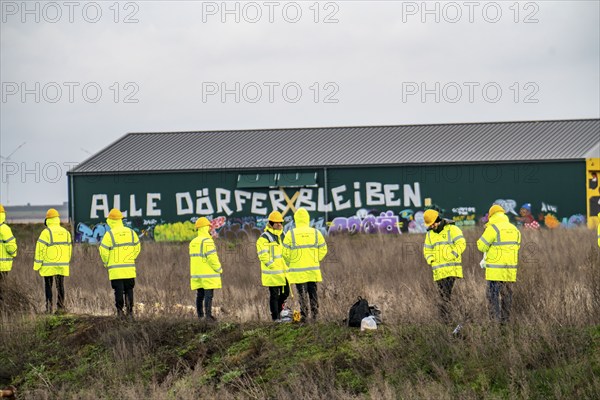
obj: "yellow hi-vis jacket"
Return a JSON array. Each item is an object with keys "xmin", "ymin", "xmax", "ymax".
[
  {"xmin": 189, "ymin": 226, "xmax": 222, "ymax": 290},
  {"xmin": 256, "ymin": 225, "xmax": 288, "ymax": 287},
  {"xmin": 99, "ymin": 219, "xmax": 141, "ymax": 280},
  {"xmin": 597, "ymin": 213, "xmax": 600, "ymax": 248},
  {"xmin": 282, "ymin": 208, "xmax": 327, "ymax": 284},
  {"xmin": 477, "ymin": 212, "xmax": 521, "ymax": 282},
  {"xmin": 33, "ymin": 217, "xmax": 72, "ymax": 277},
  {"xmin": 0, "ymin": 212, "xmax": 17, "ymax": 272},
  {"xmin": 423, "ymin": 221, "xmax": 466, "ymax": 281}
]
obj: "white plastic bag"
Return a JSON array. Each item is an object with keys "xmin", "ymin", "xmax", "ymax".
[
  {"xmin": 280, "ymin": 307, "xmax": 293, "ymax": 322},
  {"xmin": 360, "ymin": 316, "xmax": 378, "ymax": 331},
  {"xmin": 480, "ymin": 252, "xmax": 487, "ymax": 269}
]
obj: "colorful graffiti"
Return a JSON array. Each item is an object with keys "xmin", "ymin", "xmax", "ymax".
[
  {"xmin": 214, "ymin": 215, "xmax": 328, "ymax": 240},
  {"xmin": 493, "ymin": 199, "xmax": 518, "ymax": 215},
  {"xmin": 218, "ymin": 221, "xmax": 262, "ymax": 241},
  {"xmin": 74, "ymin": 198, "xmax": 590, "ymax": 243},
  {"xmin": 75, "ymin": 222, "xmax": 109, "ymax": 244},
  {"xmin": 486, "ymin": 198, "xmax": 589, "ymax": 230},
  {"xmin": 329, "ymin": 210, "xmax": 403, "ymax": 235},
  {"xmin": 154, "ymin": 221, "xmax": 196, "ymax": 242},
  {"xmin": 407, "ymin": 210, "xmax": 428, "ymax": 233},
  {"xmin": 75, "ymin": 219, "xmax": 154, "ymax": 244},
  {"xmin": 564, "ymin": 214, "xmax": 586, "ymax": 228},
  {"xmin": 154, "ymin": 216, "xmax": 227, "ymax": 241},
  {"xmin": 451, "ymin": 206, "xmax": 477, "ymax": 227}
]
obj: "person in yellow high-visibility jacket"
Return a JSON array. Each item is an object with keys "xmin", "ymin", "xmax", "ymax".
[
  {"xmin": 34, "ymin": 209, "xmax": 72, "ymax": 313},
  {"xmin": 256, "ymin": 210, "xmax": 290, "ymax": 321},
  {"xmin": 99, "ymin": 209, "xmax": 141, "ymax": 319},
  {"xmin": 597, "ymin": 213, "xmax": 600, "ymax": 248},
  {"xmin": 282, "ymin": 207, "xmax": 327, "ymax": 321},
  {"xmin": 477, "ymin": 204, "xmax": 521, "ymax": 323},
  {"xmin": 422, "ymin": 209, "xmax": 466, "ymax": 322},
  {"xmin": 0, "ymin": 204, "xmax": 17, "ymax": 280},
  {"xmin": 189, "ymin": 217, "xmax": 222, "ymax": 321}
]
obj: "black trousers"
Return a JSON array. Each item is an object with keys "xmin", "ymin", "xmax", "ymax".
[
  {"xmin": 268, "ymin": 280, "xmax": 290, "ymax": 320},
  {"xmin": 436, "ymin": 277, "xmax": 456, "ymax": 323},
  {"xmin": 111, "ymin": 278, "xmax": 135, "ymax": 315},
  {"xmin": 196, "ymin": 288, "xmax": 214, "ymax": 319},
  {"xmin": 487, "ymin": 281, "xmax": 513, "ymax": 323},
  {"xmin": 296, "ymin": 282, "xmax": 318, "ymax": 320},
  {"xmin": 44, "ymin": 275, "xmax": 65, "ymax": 312},
  {"xmin": 0, "ymin": 271, "xmax": 7, "ymax": 302}
]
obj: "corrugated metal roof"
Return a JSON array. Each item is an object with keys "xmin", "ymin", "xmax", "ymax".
[{"xmin": 71, "ymin": 119, "xmax": 600, "ymax": 174}]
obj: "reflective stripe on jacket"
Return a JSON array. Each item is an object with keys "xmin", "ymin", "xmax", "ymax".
[
  {"xmin": 99, "ymin": 219, "xmax": 141, "ymax": 280},
  {"xmin": 33, "ymin": 217, "xmax": 72, "ymax": 277},
  {"xmin": 190, "ymin": 226, "xmax": 222, "ymax": 290},
  {"xmin": 477, "ymin": 213, "xmax": 521, "ymax": 282},
  {"xmin": 282, "ymin": 208, "xmax": 327, "ymax": 284},
  {"xmin": 0, "ymin": 214, "xmax": 17, "ymax": 272},
  {"xmin": 256, "ymin": 227, "xmax": 287, "ymax": 287},
  {"xmin": 423, "ymin": 222, "xmax": 466, "ymax": 281}
]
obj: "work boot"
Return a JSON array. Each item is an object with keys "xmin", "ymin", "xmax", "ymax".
[{"xmin": 205, "ymin": 315, "xmax": 217, "ymax": 323}]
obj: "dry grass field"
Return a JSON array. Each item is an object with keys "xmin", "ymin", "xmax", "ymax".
[
  {"xmin": 2, "ymin": 225, "xmax": 599, "ymax": 325},
  {"xmin": 1, "ymin": 224, "xmax": 599, "ymax": 399}
]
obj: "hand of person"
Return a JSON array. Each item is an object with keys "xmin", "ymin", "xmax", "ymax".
[{"xmin": 480, "ymin": 258, "xmax": 486, "ymax": 269}]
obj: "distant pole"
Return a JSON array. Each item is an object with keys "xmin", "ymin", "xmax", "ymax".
[{"xmin": 0, "ymin": 141, "xmax": 26, "ymax": 205}]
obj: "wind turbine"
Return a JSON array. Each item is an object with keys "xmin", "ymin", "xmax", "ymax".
[{"xmin": 0, "ymin": 141, "xmax": 27, "ymax": 205}]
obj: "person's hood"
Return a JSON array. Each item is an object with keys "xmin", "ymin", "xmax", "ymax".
[
  {"xmin": 427, "ymin": 218, "xmax": 455, "ymax": 232},
  {"xmin": 106, "ymin": 218, "xmax": 124, "ymax": 230},
  {"xmin": 45, "ymin": 216, "xmax": 60, "ymax": 226},
  {"xmin": 265, "ymin": 225, "xmax": 283, "ymax": 237},
  {"xmin": 488, "ymin": 212, "xmax": 509, "ymax": 225},
  {"xmin": 0, "ymin": 212, "xmax": 5, "ymax": 224},
  {"xmin": 294, "ymin": 208, "xmax": 310, "ymax": 227},
  {"xmin": 196, "ymin": 225, "xmax": 211, "ymax": 237}
]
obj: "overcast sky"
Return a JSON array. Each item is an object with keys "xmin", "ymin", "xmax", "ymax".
[{"xmin": 1, "ymin": 0, "xmax": 599, "ymax": 206}]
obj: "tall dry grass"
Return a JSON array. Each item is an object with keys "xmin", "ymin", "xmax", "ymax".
[
  {"xmin": 2, "ymin": 225, "xmax": 598, "ymax": 326},
  {"xmin": 1, "ymin": 224, "xmax": 599, "ymax": 399}
]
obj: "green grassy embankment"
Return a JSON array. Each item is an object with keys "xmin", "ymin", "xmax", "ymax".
[
  {"xmin": 1, "ymin": 314, "xmax": 599, "ymax": 399},
  {"xmin": 2, "ymin": 223, "xmax": 599, "ymax": 398}
]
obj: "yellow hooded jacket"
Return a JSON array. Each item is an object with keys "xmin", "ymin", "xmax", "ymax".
[
  {"xmin": 256, "ymin": 224, "xmax": 288, "ymax": 287},
  {"xmin": 282, "ymin": 208, "xmax": 327, "ymax": 284},
  {"xmin": 423, "ymin": 221, "xmax": 466, "ymax": 281},
  {"xmin": 33, "ymin": 216, "xmax": 72, "ymax": 276},
  {"xmin": 477, "ymin": 212, "xmax": 521, "ymax": 282},
  {"xmin": 189, "ymin": 225, "xmax": 222, "ymax": 290},
  {"xmin": 0, "ymin": 211, "xmax": 17, "ymax": 272},
  {"xmin": 99, "ymin": 218, "xmax": 141, "ymax": 280}
]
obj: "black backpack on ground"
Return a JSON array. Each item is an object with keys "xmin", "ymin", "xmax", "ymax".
[{"xmin": 348, "ymin": 297, "xmax": 371, "ymax": 327}]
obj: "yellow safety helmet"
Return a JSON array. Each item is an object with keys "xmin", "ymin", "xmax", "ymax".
[
  {"xmin": 0, "ymin": 204, "xmax": 4, "ymax": 213},
  {"xmin": 268, "ymin": 211, "xmax": 284, "ymax": 223},
  {"xmin": 488, "ymin": 204, "xmax": 505, "ymax": 217},
  {"xmin": 423, "ymin": 209, "xmax": 439, "ymax": 227},
  {"xmin": 107, "ymin": 208, "xmax": 123, "ymax": 220},
  {"xmin": 46, "ymin": 208, "xmax": 60, "ymax": 219},
  {"xmin": 195, "ymin": 217, "xmax": 211, "ymax": 228}
]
